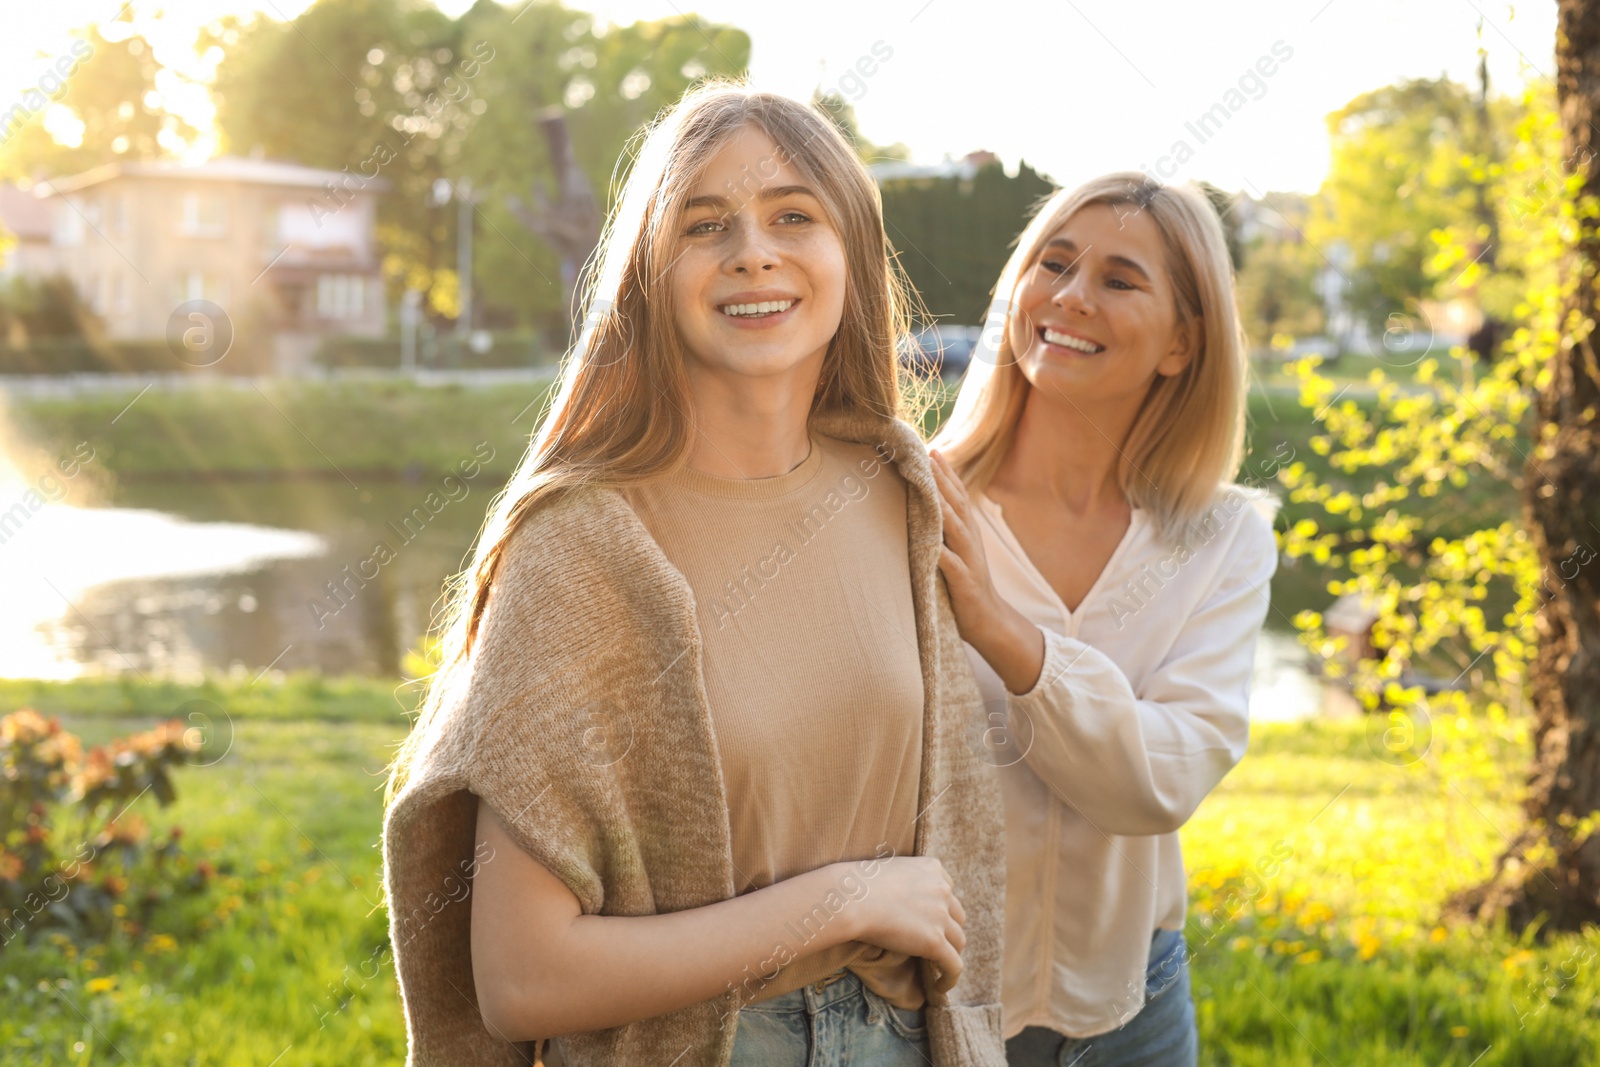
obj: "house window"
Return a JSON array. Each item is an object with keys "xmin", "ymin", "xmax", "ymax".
[
  {"xmin": 173, "ymin": 272, "xmax": 227, "ymax": 305},
  {"xmin": 316, "ymin": 274, "xmax": 366, "ymax": 320},
  {"xmin": 53, "ymin": 199, "xmax": 85, "ymax": 246},
  {"xmin": 106, "ymin": 193, "xmax": 128, "ymax": 237},
  {"xmin": 180, "ymin": 192, "xmax": 228, "ymax": 237}
]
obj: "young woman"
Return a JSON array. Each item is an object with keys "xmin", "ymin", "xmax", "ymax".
[
  {"xmin": 928, "ymin": 174, "xmax": 1278, "ymax": 1066},
  {"xmin": 381, "ymin": 84, "xmax": 1007, "ymax": 1067}
]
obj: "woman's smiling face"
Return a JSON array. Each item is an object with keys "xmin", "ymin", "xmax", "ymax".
[
  {"xmin": 1007, "ymin": 202, "xmax": 1195, "ymax": 409},
  {"xmin": 669, "ymin": 125, "xmax": 848, "ymax": 384}
]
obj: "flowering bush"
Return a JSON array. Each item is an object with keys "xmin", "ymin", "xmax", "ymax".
[{"xmin": 0, "ymin": 708, "xmax": 215, "ymax": 949}]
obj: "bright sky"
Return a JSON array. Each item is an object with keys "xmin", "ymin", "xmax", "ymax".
[{"xmin": 0, "ymin": 0, "xmax": 1560, "ymax": 193}]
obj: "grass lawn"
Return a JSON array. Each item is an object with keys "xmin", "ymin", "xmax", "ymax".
[{"xmin": 0, "ymin": 675, "xmax": 1592, "ymax": 1065}]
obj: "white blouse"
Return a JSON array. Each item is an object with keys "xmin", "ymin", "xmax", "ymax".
[{"xmin": 963, "ymin": 485, "xmax": 1278, "ymax": 1039}]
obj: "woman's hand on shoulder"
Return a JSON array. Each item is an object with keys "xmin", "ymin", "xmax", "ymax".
[{"xmin": 930, "ymin": 449, "xmax": 1045, "ymax": 694}]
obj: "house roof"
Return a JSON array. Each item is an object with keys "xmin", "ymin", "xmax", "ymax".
[
  {"xmin": 0, "ymin": 182, "xmax": 54, "ymax": 240},
  {"xmin": 37, "ymin": 156, "xmax": 392, "ymax": 196}
]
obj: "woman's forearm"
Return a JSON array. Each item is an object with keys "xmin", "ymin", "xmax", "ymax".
[
  {"xmin": 965, "ymin": 598, "xmax": 1047, "ymax": 696},
  {"xmin": 475, "ymin": 844, "xmax": 874, "ymax": 1041},
  {"xmin": 544, "ymin": 866, "xmax": 866, "ymax": 1034}
]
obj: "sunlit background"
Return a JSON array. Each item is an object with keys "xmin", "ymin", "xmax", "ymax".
[
  {"xmin": 0, "ymin": 1, "xmax": 1588, "ymax": 1064},
  {"xmin": 0, "ymin": 0, "xmax": 1552, "ymax": 699}
]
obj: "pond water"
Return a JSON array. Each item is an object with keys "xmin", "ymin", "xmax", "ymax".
[{"xmin": 0, "ymin": 470, "xmax": 1335, "ymax": 720}]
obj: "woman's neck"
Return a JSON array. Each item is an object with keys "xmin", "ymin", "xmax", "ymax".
[
  {"xmin": 681, "ymin": 360, "xmax": 818, "ymax": 479},
  {"xmin": 991, "ymin": 384, "xmax": 1136, "ymax": 516}
]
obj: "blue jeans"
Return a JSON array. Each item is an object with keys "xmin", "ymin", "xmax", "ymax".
[
  {"xmin": 1005, "ymin": 928, "xmax": 1198, "ymax": 1067},
  {"xmin": 728, "ymin": 970, "xmax": 930, "ymax": 1066}
]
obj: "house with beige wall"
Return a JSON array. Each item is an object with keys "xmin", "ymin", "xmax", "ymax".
[{"xmin": 0, "ymin": 156, "xmax": 388, "ymax": 374}]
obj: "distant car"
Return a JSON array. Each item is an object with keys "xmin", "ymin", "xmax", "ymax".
[{"xmin": 899, "ymin": 325, "xmax": 981, "ymax": 380}]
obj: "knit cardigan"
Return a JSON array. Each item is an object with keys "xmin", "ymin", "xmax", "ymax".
[{"xmin": 381, "ymin": 409, "xmax": 1007, "ymax": 1067}]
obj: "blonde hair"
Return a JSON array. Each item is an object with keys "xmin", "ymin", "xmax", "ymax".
[
  {"xmin": 933, "ymin": 172, "xmax": 1249, "ymax": 541},
  {"xmin": 385, "ymin": 81, "xmax": 923, "ymax": 806}
]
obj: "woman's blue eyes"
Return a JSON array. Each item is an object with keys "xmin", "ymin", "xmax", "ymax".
[
  {"xmin": 685, "ymin": 210, "xmax": 812, "ymax": 235},
  {"xmin": 1040, "ymin": 259, "xmax": 1135, "ymax": 290}
]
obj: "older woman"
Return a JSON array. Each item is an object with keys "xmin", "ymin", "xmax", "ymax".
[{"xmin": 931, "ymin": 173, "xmax": 1278, "ymax": 1067}]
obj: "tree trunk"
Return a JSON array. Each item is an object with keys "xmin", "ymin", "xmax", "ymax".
[
  {"xmin": 1467, "ymin": 46, "xmax": 1505, "ymax": 364},
  {"xmin": 1455, "ymin": 0, "xmax": 1600, "ymax": 931}
]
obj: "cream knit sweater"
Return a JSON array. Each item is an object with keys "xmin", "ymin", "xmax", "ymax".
[{"xmin": 381, "ymin": 409, "xmax": 1007, "ymax": 1066}]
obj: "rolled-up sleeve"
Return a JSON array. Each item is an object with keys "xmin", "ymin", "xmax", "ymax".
[{"xmin": 1006, "ymin": 512, "xmax": 1278, "ymax": 836}]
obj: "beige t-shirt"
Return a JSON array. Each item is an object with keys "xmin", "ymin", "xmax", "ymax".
[{"xmin": 622, "ymin": 430, "xmax": 926, "ymax": 1010}]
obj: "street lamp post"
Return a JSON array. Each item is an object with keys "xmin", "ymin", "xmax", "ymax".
[{"xmin": 432, "ymin": 176, "xmax": 474, "ymax": 339}]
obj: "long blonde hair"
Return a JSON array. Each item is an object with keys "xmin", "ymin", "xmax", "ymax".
[
  {"xmin": 385, "ymin": 81, "xmax": 923, "ymax": 805},
  {"xmin": 933, "ymin": 172, "xmax": 1248, "ymax": 540}
]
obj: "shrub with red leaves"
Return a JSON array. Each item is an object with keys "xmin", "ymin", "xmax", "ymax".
[{"xmin": 0, "ymin": 709, "xmax": 215, "ymax": 949}]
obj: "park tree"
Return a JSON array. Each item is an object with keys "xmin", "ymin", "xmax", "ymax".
[
  {"xmin": 812, "ymin": 90, "xmax": 912, "ymax": 165},
  {"xmin": 1455, "ymin": 0, "xmax": 1600, "ymax": 930},
  {"xmin": 878, "ymin": 159, "xmax": 1056, "ymax": 326},
  {"xmin": 1272, "ymin": 42, "xmax": 1600, "ymax": 931},
  {"xmin": 209, "ymin": 0, "xmax": 469, "ymax": 323},
  {"xmin": 1310, "ymin": 77, "xmax": 1501, "ymax": 338},
  {"xmin": 211, "ymin": 0, "xmax": 748, "ymax": 337},
  {"xmin": 1236, "ymin": 236, "xmax": 1326, "ymax": 348},
  {"xmin": 0, "ymin": 22, "xmax": 200, "ymax": 181},
  {"xmin": 452, "ymin": 2, "xmax": 748, "ymax": 336}
]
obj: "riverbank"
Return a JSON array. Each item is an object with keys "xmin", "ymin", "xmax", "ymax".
[
  {"xmin": 0, "ymin": 375, "xmax": 558, "ymax": 484},
  {"xmin": 0, "ymin": 372, "xmax": 1521, "ymax": 542}
]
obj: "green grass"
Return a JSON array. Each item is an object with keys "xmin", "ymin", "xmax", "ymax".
[
  {"xmin": 1, "ymin": 695, "xmax": 410, "ymax": 1065},
  {"xmin": 1, "ymin": 378, "xmax": 558, "ymax": 482},
  {"xmin": 1, "ymin": 677, "xmax": 1593, "ymax": 1064}
]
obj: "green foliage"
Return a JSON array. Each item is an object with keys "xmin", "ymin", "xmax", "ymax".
[
  {"xmin": 812, "ymin": 90, "xmax": 911, "ymax": 164},
  {"xmin": 0, "ymin": 709, "xmax": 214, "ymax": 951},
  {"xmin": 453, "ymin": 2, "xmax": 749, "ymax": 332},
  {"xmin": 879, "ymin": 160, "xmax": 1057, "ymax": 325},
  {"xmin": 1309, "ymin": 77, "xmax": 1488, "ymax": 332},
  {"xmin": 1238, "ymin": 238, "xmax": 1326, "ymax": 347},
  {"xmin": 0, "ymin": 708, "xmax": 402, "ymax": 1063},
  {"xmin": 1197, "ymin": 181, "xmax": 1244, "ymax": 271},
  {"xmin": 1275, "ymin": 80, "xmax": 1571, "ymax": 733},
  {"xmin": 0, "ymin": 272, "xmax": 102, "ymax": 342},
  {"xmin": 210, "ymin": 0, "xmax": 749, "ymax": 336},
  {"xmin": 0, "ymin": 24, "xmax": 201, "ymax": 181}
]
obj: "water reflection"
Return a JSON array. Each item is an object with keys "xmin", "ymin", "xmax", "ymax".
[
  {"xmin": 1250, "ymin": 629, "xmax": 1333, "ymax": 723},
  {"xmin": 3, "ymin": 474, "xmax": 1334, "ymax": 722},
  {"xmin": 3, "ymin": 476, "xmax": 492, "ymax": 682}
]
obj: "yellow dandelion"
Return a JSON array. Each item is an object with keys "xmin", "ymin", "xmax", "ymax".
[
  {"xmin": 1430, "ymin": 926, "xmax": 1448, "ymax": 944},
  {"xmin": 1296, "ymin": 949, "xmax": 1323, "ymax": 965},
  {"xmin": 1450, "ymin": 1026, "xmax": 1469, "ymax": 1038},
  {"xmin": 86, "ymin": 977, "xmax": 116, "ymax": 994}
]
